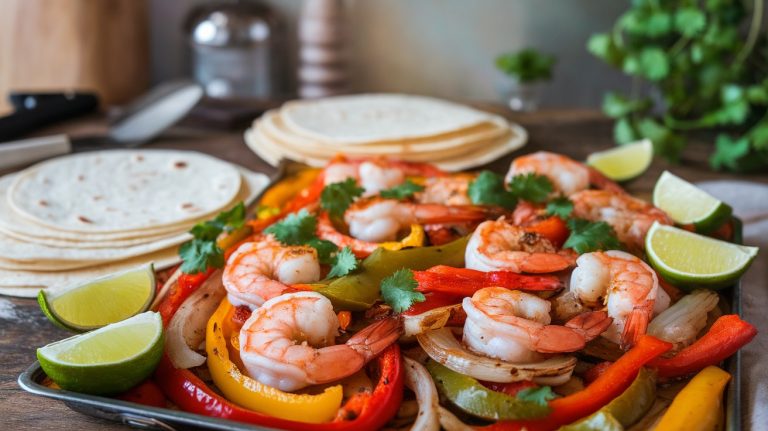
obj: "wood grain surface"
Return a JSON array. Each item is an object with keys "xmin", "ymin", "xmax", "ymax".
[{"xmin": 2, "ymin": 106, "xmax": 766, "ymax": 430}]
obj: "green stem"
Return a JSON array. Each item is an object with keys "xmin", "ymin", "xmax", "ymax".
[
  {"xmin": 735, "ymin": 0, "xmax": 764, "ymax": 65},
  {"xmin": 667, "ymin": 36, "xmax": 690, "ymax": 57}
]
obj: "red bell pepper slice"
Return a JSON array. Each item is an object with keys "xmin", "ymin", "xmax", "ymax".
[
  {"xmin": 157, "ymin": 269, "xmax": 215, "ymax": 326},
  {"xmin": 649, "ymin": 314, "xmax": 757, "ymax": 378},
  {"xmin": 525, "ymin": 216, "xmax": 570, "ymax": 249},
  {"xmin": 413, "ymin": 265, "xmax": 563, "ymax": 297},
  {"xmin": 403, "ymin": 292, "xmax": 464, "ymax": 316},
  {"xmin": 116, "ymin": 379, "xmax": 167, "ymax": 408},
  {"xmin": 155, "ymin": 343, "xmax": 403, "ymax": 430},
  {"xmin": 480, "ymin": 335, "xmax": 672, "ymax": 431}
]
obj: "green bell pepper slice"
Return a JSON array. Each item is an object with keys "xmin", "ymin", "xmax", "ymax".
[
  {"xmin": 426, "ymin": 359, "xmax": 551, "ymax": 421},
  {"xmin": 314, "ymin": 236, "xmax": 468, "ymax": 310},
  {"xmin": 559, "ymin": 367, "xmax": 657, "ymax": 431}
]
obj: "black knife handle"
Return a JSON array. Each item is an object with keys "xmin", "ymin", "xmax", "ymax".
[{"xmin": 0, "ymin": 92, "xmax": 99, "ymax": 142}]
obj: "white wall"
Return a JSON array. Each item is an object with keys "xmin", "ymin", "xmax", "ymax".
[{"xmin": 150, "ymin": 0, "xmax": 632, "ymax": 107}]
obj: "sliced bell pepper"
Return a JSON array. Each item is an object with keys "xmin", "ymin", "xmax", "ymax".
[
  {"xmin": 649, "ymin": 314, "xmax": 757, "ymax": 378},
  {"xmin": 157, "ymin": 268, "xmax": 215, "ymax": 326},
  {"xmin": 116, "ymin": 379, "xmax": 167, "ymax": 408},
  {"xmin": 402, "ymin": 292, "xmax": 464, "ymax": 317},
  {"xmin": 559, "ymin": 367, "xmax": 656, "ymax": 430},
  {"xmin": 480, "ymin": 380, "xmax": 538, "ymax": 397},
  {"xmin": 206, "ymin": 298, "xmax": 343, "ymax": 423},
  {"xmin": 413, "ymin": 265, "xmax": 563, "ymax": 297},
  {"xmin": 654, "ymin": 366, "xmax": 730, "ymax": 431},
  {"xmin": 525, "ymin": 216, "xmax": 570, "ymax": 249},
  {"xmin": 426, "ymin": 360, "xmax": 551, "ymax": 421},
  {"xmin": 316, "ymin": 212, "xmax": 425, "ymax": 258},
  {"xmin": 313, "ymin": 236, "xmax": 469, "ymax": 310},
  {"xmin": 480, "ymin": 335, "xmax": 671, "ymax": 431}
]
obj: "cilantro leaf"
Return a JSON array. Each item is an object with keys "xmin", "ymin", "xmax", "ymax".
[
  {"xmin": 264, "ymin": 209, "xmax": 317, "ymax": 245},
  {"xmin": 179, "ymin": 239, "xmax": 224, "ymax": 274},
  {"xmin": 507, "ymin": 173, "xmax": 553, "ymax": 203},
  {"xmin": 546, "ymin": 197, "xmax": 573, "ymax": 219},
  {"xmin": 189, "ymin": 222, "xmax": 222, "ymax": 242},
  {"xmin": 563, "ymin": 219, "xmax": 622, "ymax": 254},
  {"xmin": 380, "ymin": 269, "xmax": 425, "ymax": 313},
  {"xmin": 327, "ymin": 246, "xmax": 359, "ymax": 278},
  {"xmin": 380, "ymin": 179, "xmax": 425, "ymax": 200},
  {"xmin": 674, "ymin": 8, "xmax": 706, "ymax": 37},
  {"xmin": 516, "ymin": 386, "xmax": 556, "ymax": 407},
  {"xmin": 496, "ymin": 48, "xmax": 556, "ymax": 83},
  {"xmin": 468, "ymin": 171, "xmax": 517, "ymax": 209},
  {"xmin": 307, "ymin": 238, "xmax": 339, "ymax": 265},
  {"xmin": 210, "ymin": 202, "xmax": 246, "ymax": 231},
  {"xmin": 321, "ymin": 179, "xmax": 364, "ymax": 218},
  {"xmin": 710, "ymin": 134, "xmax": 751, "ymax": 171}
]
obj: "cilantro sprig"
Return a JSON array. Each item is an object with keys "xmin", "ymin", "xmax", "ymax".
[
  {"xmin": 320, "ymin": 179, "xmax": 364, "ymax": 218},
  {"xmin": 468, "ymin": 171, "xmax": 518, "ymax": 209},
  {"xmin": 380, "ymin": 269, "xmax": 424, "ymax": 313},
  {"xmin": 546, "ymin": 196, "xmax": 574, "ymax": 219},
  {"xmin": 516, "ymin": 386, "xmax": 557, "ymax": 406},
  {"xmin": 507, "ymin": 173, "xmax": 554, "ymax": 203},
  {"xmin": 327, "ymin": 246, "xmax": 358, "ymax": 278},
  {"xmin": 380, "ymin": 179, "xmax": 425, "ymax": 200},
  {"xmin": 563, "ymin": 218, "xmax": 622, "ymax": 254},
  {"xmin": 179, "ymin": 202, "xmax": 246, "ymax": 274}
]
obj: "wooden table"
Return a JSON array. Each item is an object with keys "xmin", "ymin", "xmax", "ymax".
[{"xmin": 2, "ymin": 107, "xmax": 766, "ymax": 430}]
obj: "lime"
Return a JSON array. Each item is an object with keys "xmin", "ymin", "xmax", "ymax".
[
  {"xmin": 37, "ymin": 311, "xmax": 164, "ymax": 395},
  {"xmin": 586, "ymin": 139, "xmax": 653, "ymax": 181},
  {"xmin": 38, "ymin": 263, "xmax": 155, "ymax": 332},
  {"xmin": 653, "ymin": 171, "xmax": 732, "ymax": 233},
  {"xmin": 646, "ymin": 222, "xmax": 758, "ymax": 290}
]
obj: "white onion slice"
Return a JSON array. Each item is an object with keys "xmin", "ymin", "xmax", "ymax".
[
  {"xmin": 403, "ymin": 304, "xmax": 462, "ymax": 337},
  {"xmin": 438, "ymin": 406, "xmax": 473, "ymax": 431},
  {"xmin": 166, "ymin": 270, "xmax": 226, "ymax": 369},
  {"xmin": 416, "ymin": 328, "xmax": 576, "ymax": 383},
  {"xmin": 403, "ymin": 357, "xmax": 440, "ymax": 431}
]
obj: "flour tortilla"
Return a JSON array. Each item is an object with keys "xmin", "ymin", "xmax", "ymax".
[
  {"xmin": 0, "ymin": 169, "xmax": 268, "ymax": 244},
  {"xmin": 0, "ymin": 247, "xmax": 181, "ymax": 297},
  {"xmin": 245, "ymin": 123, "xmax": 528, "ymax": 171},
  {"xmin": 261, "ymin": 108, "xmax": 510, "ymax": 152},
  {"xmin": 280, "ymin": 94, "xmax": 498, "ymax": 145},
  {"xmin": 8, "ymin": 150, "xmax": 242, "ymax": 233}
]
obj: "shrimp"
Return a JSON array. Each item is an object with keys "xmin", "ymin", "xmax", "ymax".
[
  {"xmin": 324, "ymin": 157, "xmax": 444, "ymax": 195},
  {"xmin": 239, "ymin": 291, "xmax": 401, "ymax": 391},
  {"xmin": 570, "ymin": 250, "xmax": 671, "ymax": 349},
  {"xmin": 648, "ymin": 289, "xmax": 719, "ymax": 352},
  {"xmin": 344, "ymin": 197, "xmax": 487, "ymax": 243},
  {"xmin": 222, "ymin": 237, "xmax": 320, "ymax": 309},
  {"xmin": 571, "ymin": 190, "xmax": 672, "ymax": 252},
  {"xmin": 506, "ymin": 151, "xmax": 623, "ymax": 196},
  {"xmin": 416, "ymin": 174, "xmax": 475, "ymax": 206},
  {"xmin": 465, "ymin": 218, "xmax": 576, "ymax": 274},
  {"xmin": 463, "ymin": 287, "xmax": 612, "ymax": 363}
]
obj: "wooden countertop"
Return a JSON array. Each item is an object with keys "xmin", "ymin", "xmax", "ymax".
[{"xmin": 2, "ymin": 106, "xmax": 766, "ymax": 430}]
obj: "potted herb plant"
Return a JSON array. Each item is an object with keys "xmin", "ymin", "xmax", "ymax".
[
  {"xmin": 588, "ymin": 0, "xmax": 768, "ymax": 172},
  {"xmin": 495, "ymin": 48, "xmax": 556, "ymax": 112}
]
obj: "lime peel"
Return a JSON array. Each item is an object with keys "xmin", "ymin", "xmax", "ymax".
[
  {"xmin": 652, "ymin": 171, "xmax": 732, "ymax": 233},
  {"xmin": 586, "ymin": 139, "xmax": 653, "ymax": 181}
]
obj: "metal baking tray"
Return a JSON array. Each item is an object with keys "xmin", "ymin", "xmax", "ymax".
[{"xmin": 17, "ymin": 164, "xmax": 746, "ymax": 430}]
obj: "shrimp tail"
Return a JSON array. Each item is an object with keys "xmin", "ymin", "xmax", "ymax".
[
  {"xmin": 413, "ymin": 204, "xmax": 488, "ymax": 223},
  {"xmin": 564, "ymin": 310, "xmax": 613, "ymax": 342},
  {"xmin": 347, "ymin": 318, "xmax": 403, "ymax": 362},
  {"xmin": 620, "ymin": 301, "xmax": 653, "ymax": 350}
]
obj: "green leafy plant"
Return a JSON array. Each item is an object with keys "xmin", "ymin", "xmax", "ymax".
[
  {"xmin": 496, "ymin": 48, "xmax": 557, "ymax": 83},
  {"xmin": 588, "ymin": 0, "xmax": 768, "ymax": 171}
]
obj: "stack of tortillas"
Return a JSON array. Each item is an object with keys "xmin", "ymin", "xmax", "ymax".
[
  {"xmin": 0, "ymin": 150, "xmax": 268, "ymax": 298},
  {"xmin": 245, "ymin": 93, "xmax": 527, "ymax": 170}
]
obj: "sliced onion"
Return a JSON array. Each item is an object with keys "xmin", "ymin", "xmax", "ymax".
[
  {"xmin": 437, "ymin": 406, "xmax": 473, "ymax": 431},
  {"xmin": 416, "ymin": 328, "xmax": 576, "ymax": 383},
  {"xmin": 404, "ymin": 304, "xmax": 462, "ymax": 337},
  {"xmin": 166, "ymin": 270, "xmax": 226, "ymax": 369},
  {"xmin": 403, "ymin": 357, "xmax": 440, "ymax": 431}
]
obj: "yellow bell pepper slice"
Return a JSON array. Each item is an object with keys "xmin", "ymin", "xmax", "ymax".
[
  {"xmin": 259, "ymin": 168, "xmax": 321, "ymax": 210},
  {"xmin": 206, "ymin": 298, "xmax": 343, "ymax": 423},
  {"xmin": 654, "ymin": 365, "xmax": 731, "ymax": 431},
  {"xmin": 379, "ymin": 224, "xmax": 425, "ymax": 251}
]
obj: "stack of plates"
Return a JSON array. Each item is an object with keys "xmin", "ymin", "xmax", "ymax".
[
  {"xmin": 245, "ymin": 93, "xmax": 527, "ymax": 171},
  {"xmin": 0, "ymin": 150, "xmax": 268, "ymax": 297}
]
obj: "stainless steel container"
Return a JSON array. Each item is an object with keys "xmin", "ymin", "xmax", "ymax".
[{"xmin": 185, "ymin": 0, "xmax": 280, "ymax": 99}]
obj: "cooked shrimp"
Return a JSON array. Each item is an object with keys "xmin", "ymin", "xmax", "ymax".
[
  {"xmin": 222, "ymin": 237, "xmax": 320, "ymax": 309},
  {"xmin": 570, "ymin": 250, "xmax": 671, "ymax": 349},
  {"xmin": 324, "ymin": 157, "xmax": 444, "ymax": 195},
  {"xmin": 506, "ymin": 151, "xmax": 623, "ymax": 196},
  {"xmin": 465, "ymin": 218, "xmax": 576, "ymax": 274},
  {"xmin": 239, "ymin": 291, "xmax": 401, "ymax": 391},
  {"xmin": 648, "ymin": 289, "xmax": 719, "ymax": 352},
  {"xmin": 463, "ymin": 287, "xmax": 612, "ymax": 363},
  {"xmin": 571, "ymin": 190, "xmax": 672, "ymax": 252},
  {"xmin": 344, "ymin": 197, "xmax": 486, "ymax": 243},
  {"xmin": 416, "ymin": 174, "xmax": 474, "ymax": 206}
]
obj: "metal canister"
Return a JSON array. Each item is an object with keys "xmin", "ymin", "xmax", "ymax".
[{"xmin": 185, "ymin": 0, "xmax": 280, "ymax": 99}]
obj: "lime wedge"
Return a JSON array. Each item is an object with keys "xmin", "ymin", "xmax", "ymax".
[
  {"xmin": 586, "ymin": 139, "xmax": 653, "ymax": 181},
  {"xmin": 37, "ymin": 311, "xmax": 164, "ymax": 394},
  {"xmin": 38, "ymin": 263, "xmax": 155, "ymax": 332},
  {"xmin": 646, "ymin": 222, "xmax": 758, "ymax": 290},
  {"xmin": 653, "ymin": 171, "xmax": 732, "ymax": 233}
]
